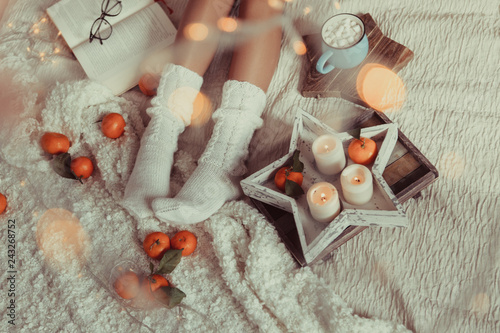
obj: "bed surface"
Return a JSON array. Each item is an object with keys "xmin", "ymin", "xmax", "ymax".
[{"xmin": 0, "ymin": 0, "xmax": 498, "ymax": 332}]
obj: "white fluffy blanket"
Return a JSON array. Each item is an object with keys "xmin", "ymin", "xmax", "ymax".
[{"xmin": 0, "ymin": 0, "xmax": 498, "ymax": 332}]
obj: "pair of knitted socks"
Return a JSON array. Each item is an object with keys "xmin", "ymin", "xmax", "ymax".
[{"xmin": 121, "ymin": 64, "xmax": 266, "ymax": 225}]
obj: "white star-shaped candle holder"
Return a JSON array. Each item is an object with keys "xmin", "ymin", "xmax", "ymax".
[{"xmin": 241, "ymin": 110, "xmax": 408, "ymax": 264}]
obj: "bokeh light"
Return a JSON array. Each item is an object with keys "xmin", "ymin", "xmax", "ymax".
[
  {"xmin": 36, "ymin": 208, "xmax": 90, "ymax": 270},
  {"xmin": 268, "ymin": 0, "xmax": 284, "ymax": 10},
  {"xmin": 293, "ymin": 40, "xmax": 307, "ymax": 55},
  {"xmin": 139, "ymin": 48, "xmax": 174, "ymax": 78},
  {"xmin": 138, "ymin": 73, "xmax": 160, "ymax": 96},
  {"xmin": 437, "ymin": 151, "xmax": 466, "ymax": 179},
  {"xmin": 470, "ymin": 293, "xmax": 490, "ymax": 318},
  {"xmin": 168, "ymin": 87, "xmax": 202, "ymax": 125},
  {"xmin": 334, "ymin": 2, "xmax": 341, "ymax": 10},
  {"xmin": 356, "ymin": 63, "xmax": 406, "ymax": 112},
  {"xmin": 303, "ymin": 6, "xmax": 312, "ymax": 15},
  {"xmin": 190, "ymin": 92, "xmax": 213, "ymax": 127},
  {"xmin": 371, "ymin": 260, "xmax": 393, "ymax": 283},
  {"xmin": 217, "ymin": 17, "xmax": 238, "ymax": 33},
  {"xmin": 184, "ymin": 23, "xmax": 209, "ymax": 41},
  {"xmin": 0, "ymin": 69, "xmax": 24, "ymax": 128}
]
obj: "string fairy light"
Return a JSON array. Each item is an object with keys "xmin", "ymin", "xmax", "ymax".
[{"xmin": 0, "ymin": 14, "xmax": 75, "ymax": 68}]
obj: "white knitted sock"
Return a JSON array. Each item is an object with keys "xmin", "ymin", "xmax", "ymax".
[
  {"xmin": 152, "ymin": 80, "xmax": 266, "ymax": 224},
  {"xmin": 121, "ymin": 64, "xmax": 203, "ymax": 219}
]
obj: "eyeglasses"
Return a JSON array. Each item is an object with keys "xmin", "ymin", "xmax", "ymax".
[{"xmin": 89, "ymin": 0, "xmax": 122, "ymax": 44}]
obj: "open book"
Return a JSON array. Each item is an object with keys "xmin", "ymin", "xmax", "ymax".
[{"xmin": 47, "ymin": 0, "xmax": 176, "ymax": 95}]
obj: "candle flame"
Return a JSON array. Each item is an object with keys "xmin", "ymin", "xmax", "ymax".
[
  {"xmin": 324, "ymin": 144, "xmax": 330, "ymax": 152},
  {"xmin": 321, "ymin": 192, "xmax": 327, "ymax": 202},
  {"xmin": 353, "ymin": 177, "xmax": 361, "ymax": 183}
]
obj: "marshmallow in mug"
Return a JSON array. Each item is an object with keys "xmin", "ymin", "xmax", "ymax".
[{"xmin": 323, "ymin": 18, "xmax": 363, "ymax": 48}]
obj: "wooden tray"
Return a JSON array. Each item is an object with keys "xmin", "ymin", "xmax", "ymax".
[
  {"xmin": 250, "ymin": 109, "xmax": 438, "ymax": 266},
  {"xmin": 301, "ymin": 13, "xmax": 414, "ymax": 107}
]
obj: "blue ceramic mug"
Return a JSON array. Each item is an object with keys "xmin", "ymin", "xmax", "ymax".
[{"xmin": 316, "ymin": 14, "xmax": 369, "ymax": 74}]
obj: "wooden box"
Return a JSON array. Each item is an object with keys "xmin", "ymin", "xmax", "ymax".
[{"xmin": 246, "ymin": 109, "xmax": 438, "ymax": 266}]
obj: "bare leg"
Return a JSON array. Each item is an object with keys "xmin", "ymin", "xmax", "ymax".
[
  {"xmin": 152, "ymin": 0, "xmax": 284, "ymax": 224},
  {"xmin": 174, "ymin": 0, "xmax": 234, "ymax": 76},
  {"xmin": 228, "ymin": 0, "xmax": 283, "ymax": 91},
  {"xmin": 121, "ymin": 0, "xmax": 234, "ymax": 221}
]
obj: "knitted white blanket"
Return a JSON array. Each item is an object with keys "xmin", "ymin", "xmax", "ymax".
[{"xmin": 0, "ymin": 0, "xmax": 498, "ymax": 332}]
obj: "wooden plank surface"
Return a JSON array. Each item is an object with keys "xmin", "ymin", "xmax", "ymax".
[
  {"xmin": 383, "ymin": 153, "xmax": 421, "ymax": 186},
  {"xmin": 301, "ymin": 13, "xmax": 414, "ymax": 106},
  {"xmin": 250, "ymin": 109, "xmax": 438, "ymax": 266}
]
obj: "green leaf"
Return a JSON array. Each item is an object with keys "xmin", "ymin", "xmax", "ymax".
[
  {"xmin": 155, "ymin": 249, "xmax": 182, "ymax": 275},
  {"xmin": 51, "ymin": 153, "xmax": 77, "ymax": 180},
  {"xmin": 149, "ymin": 262, "xmax": 155, "ymax": 276},
  {"xmin": 285, "ymin": 179, "xmax": 304, "ymax": 197},
  {"xmin": 154, "ymin": 286, "xmax": 186, "ymax": 308},
  {"xmin": 347, "ymin": 128, "xmax": 361, "ymax": 140},
  {"xmin": 291, "ymin": 150, "xmax": 304, "ymax": 172}
]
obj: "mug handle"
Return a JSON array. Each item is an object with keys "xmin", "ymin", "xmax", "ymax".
[{"xmin": 316, "ymin": 49, "xmax": 335, "ymax": 74}]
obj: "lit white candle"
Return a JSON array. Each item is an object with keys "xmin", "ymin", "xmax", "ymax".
[
  {"xmin": 340, "ymin": 164, "xmax": 373, "ymax": 205},
  {"xmin": 306, "ymin": 182, "xmax": 341, "ymax": 223},
  {"xmin": 312, "ymin": 134, "xmax": 346, "ymax": 175}
]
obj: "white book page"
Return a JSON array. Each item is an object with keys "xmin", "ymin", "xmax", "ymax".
[
  {"xmin": 73, "ymin": 3, "xmax": 176, "ymax": 95},
  {"xmin": 47, "ymin": 0, "xmax": 154, "ymax": 49}
]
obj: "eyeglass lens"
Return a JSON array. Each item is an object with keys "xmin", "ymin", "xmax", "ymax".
[
  {"xmin": 90, "ymin": 18, "xmax": 112, "ymax": 40},
  {"xmin": 101, "ymin": 0, "xmax": 122, "ymax": 17}
]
